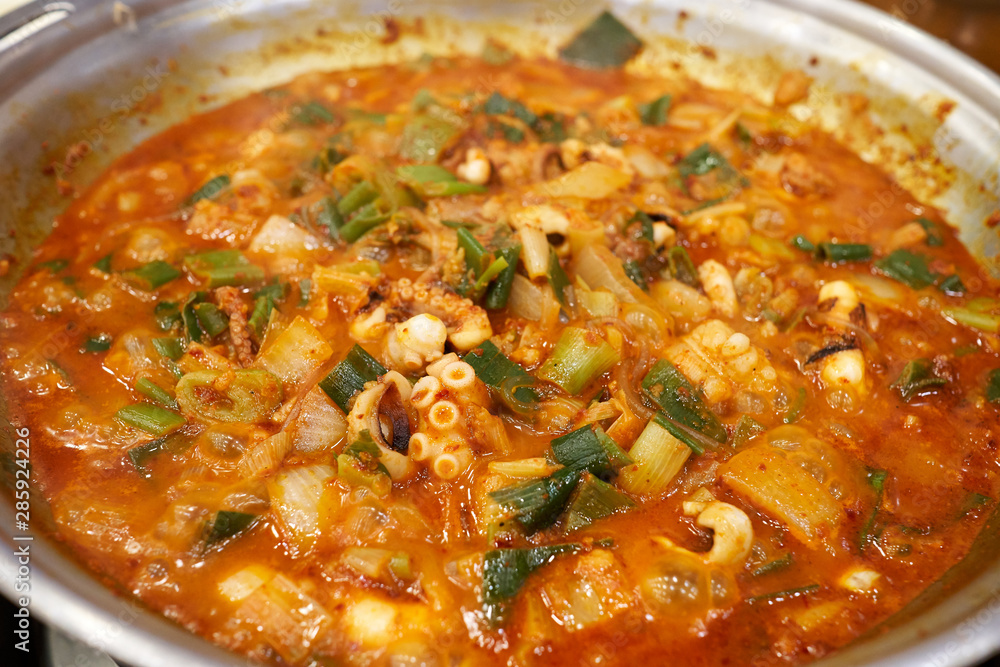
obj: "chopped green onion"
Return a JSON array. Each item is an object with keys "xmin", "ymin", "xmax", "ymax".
[
  {"xmin": 548, "ymin": 247, "xmax": 572, "ymax": 306},
  {"xmin": 482, "ymin": 543, "xmax": 580, "ymax": 625},
  {"xmin": 638, "ymin": 94, "xmax": 672, "ymax": 126},
  {"xmin": 558, "ymin": 11, "xmax": 643, "ymax": 69},
  {"xmin": 313, "ymin": 145, "xmax": 349, "ymax": 175},
  {"xmin": 986, "ymin": 369, "xmax": 1000, "ymax": 404},
  {"xmin": 537, "ymin": 327, "xmax": 620, "ymax": 395},
  {"xmin": 490, "ymin": 467, "xmax": 581, "ymax": 534},
  {"xmin": 874, "ymin": 249, "xmax": 936, "ymax": 289},
  {"xmin": 751, "ymin": 553, "xmax": 793, "ymax": 577},
  {"xmin": 457, "ymin": 227, "xmax": 488, "ymax": 278},
  {"xmin": 193, "ymin": 303, "xmax": 229, "ymax": 338},
  {"xmin": 817, "ymin": 242, "xmax": 872, "ymax": 263},
  {"xmin": 399, "ymin": 113, "xmax": 461, "ymax": 162},
  {"xmin": 338, "ymin": 433, "xmax": 392, "ymax": 497},
  {"xmin": 136, "ymin": 377, "xmax": 178, "ymax": 409},
  {"xmin": 315, "ymin": 196, "xmax": 344, "ymax": 237},
  {"xmin": 678, "ymin": 143, "xmax": 734, "ymax": 179},
  {"xmin": 891, "ymin": 359, "xmax": 947, "ymax": 402},
  {"xmin": 320, "ymin": 344, "xmax": 388, "ymax": 412},
  {"xmin": 175, "ymin": 369, "xmax": 283, "ymax": 423},
  {"xmin": 484, "ymin": 244, "xmax": 521, "ymax": 310},
  {"xmin": 789, "ymin": 235, "xmax": 815, "ymax": 252},
  {"xmin": 859, "ymin": 469, "xmax": 888, "ymax": 553},
  {"xmin": 154, "ymin": 302, "xmax": 182, "ymax": 331},
  {"xmin": 472, "ymin": 256, "xmax": 509, "ymax": 298},
  {"xmin": 396, "ymin": 164, "xmax": 488, "ymax": 197},
  {"xmin": 733, "ymin": 415, "xmax": 766, "ymax": 447},
  {"xmin": 463, "ymin": 341, "xmax": 537, "ymax": 403},
  {"xmin": 37, "ymin": 258, "xmax": 69, "ymax": 273},
  {"xmin": 339, "ymin": 203, "xmax": 391, "ymax": 243},
  {"xmin": 623, "ymin": 259, "xmax": 646, "ymax": 289},
  {"xmin": 937, "ymin": 274, "xmax": 966, "ymax": 296},
  {"xmin": 563, "ymin": 472, "xmax": 636, "ymax": 533},
  {"xmin": 667, "ymin": 246, "xmax": 700, "ymax": 288},
  {"xmin": 152, "ymin": 337, "xmax": 185, "ymax": 361},
  {"xmin": 122, "ymin": 260, "xmax": 181, "ymax": 291},
  {"xmin": 337, "ymin": 181, "xmax": 379, "ymax": 216},
  {"xmin": 182, "ymin": 292, "xmax": 208, "ymax": 342},
  {"xmin": 93, "ymin": 254, "xmax": 113, "ymax": 273},
  {"xmin": 483, "ymin": 91, "xmax": 538, "ymax": 126},
  {"xmin": 183, "ymin": 250, "xmax": 264, "ymax": 288},
  {"xmin": 783, "ymin": 387, "xmax": 806, "ymax": 424},
  {"xmin": 290, "ymin": 100, "xmax": 336, "ymax": 125},
  {"xmin": 298, "ymin": 278, "xmax": 312, "ymax": 307},
  {"xmin": 941, "ymin": 306, "xmax": 1000, "ymax": 333},
  {"xmin": 186, "ymin": 174, "xmax": 230, "ymax": 205},
  {"xmin": 205, "ymin": 510, "xmax": 258, "ymax": 546},
  {"xmin": 627, "ymin": 210, "xmax": 655, "ymax": 243},
  {"xmin": 619, "ymin": 416, "xmax": 692, "ymax": 494},
  {"xmin": 914, "ymin": 217, "xmax": 944, "ymax": 247},
  {"xmin": 551, "ymin": 424, "xmax": 626, "ymax": 480},
  {"xmin": 652, "ymin": 411, "xmax": 721, "ymax": 455},
  {"xmin": 642, "ymin": 360, "xmax": 727, "ymax": 444},
  {"xmin": 248, "ymin": 296, "xmax": 275, "ymax": 341},
  {"xmin": 958, "ymin": 492, "xmax": 993, "ymax": 518},
  {"xmin": 125, "ymin": 431, "xmax": 195, "ymax": 477},
  {"xmin": 82, "ymin": 333, "xmax": 112, "ymax": 353},
  {"xmin": 747, "ymin": 583, "xmax": 820, "ymax": 605},
  {"xmin": 535, "ymin": 112, "xmax": 568, "ymax": 143},
  {"xmin": 116, "ymin": 403, "xmax": 185, "ymax": 436}
]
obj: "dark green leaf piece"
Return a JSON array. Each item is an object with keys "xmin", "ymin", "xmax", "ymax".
[
  {"xmin": 874, "ymin": 249, "xmax": 937, "ymax": 290},
  {"xmin": 206, "ymin": 511, "xmax": 258, "ymax": 546},
  {"xmin": 638, "ymin": 94, "xmax": 672, "ymax": 126},
  {"xmin": 462, "ymin": 340, "xmax": 537, "ymax": 403},
  {"xmin": 482, "ymin": 543, "xmax": 579, "ymax": 624},
  {"xmin": 642, "ymin": 360, "xmax": 726, "ymax": 443},
  {"xmin": 558, "ymin": 11, "xmax": 643, "ymax": 69},
  {"xmin": 986, "ymin": 368, "xmax": 1000, "ymax": 404},
  {"xmin": 816, "ymin": 243, "xmax": 872, "ymax": 263},
  {"xmin": 320, "ymin": 345, "xmax": 388, "ymax": 412},
  {"xmin": 186, "ymin": 175, "xmax": 230, "ymax": 205},
  {"xmin": 562, "ymin": 472, "xmax": 636, "ymax": 533},
  {"xmin": 489, "ymin": 467, "xmax": 581, "ymax": 534},
  {"xmin": 83, "ymin": 334, "xmax": 112, "ymax": 353},
  {"xmin": 891, "ymin": 359, "xmax": 947, "ymax": 402}
]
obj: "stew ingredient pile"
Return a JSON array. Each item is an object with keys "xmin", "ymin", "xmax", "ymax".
[{"xmin": 2, "ymin": 12, "xmax": 999, "ymax": 667}]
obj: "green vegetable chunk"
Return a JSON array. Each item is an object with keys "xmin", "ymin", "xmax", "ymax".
[
  {"xmin": 562, "ymin": 472, "xmax": 636, "ymax": 533},
  {"xmin": 986, "ymin": 369, "xmax": 1000, "ymax": 404},
  {"xmin": 490, "ymin": 467, "xmax": 581, "ymax": 534},
  {"xmin": 638, "ymin": 94, "xmax": 672, "ymax": 126},
  {"xmin": 136, "ymin": 377, "xmax": 178, "ymax": 410},
  {"xmin": 122, "ymin": 260, "xmax": 181, "ymax": 291},
  {"xmin": 558, "ymin": 11, "xmax": 643, "ymax": 69},
  {"xmin": 206, "ymin": 511, "xmax": 259, "ymax": 546},
  {"xmin": 816, "ymin": 243, "xmax": 873, "ymax": 263},
  {"xmin": 83, "ymin": 334, "xmax": 112, "ymax": 353},
  {"xmin": 551, "ymin": 424, "xmax": 628, "ymax": 480},
  {"xmin": 874, "ymin": 249, "xmax": 937, "ymax": 289},
  {"xmin": 183, "ymin": 250, "xmax": 264, "ymax": 288},
  {"xmin": 484, "ymin": 244, "xmax": 522, "ymax": 310},
  {"xmin": 892, "ymin": 359, "xmax": 947, "ymax": 402},
  {"xmin": 642, "ymin": 360, "xmax": 727, "ymax": 444},
  {"xmin": 859, "ymin": 469, "xmax": 888, "ymax": 553},
  {"xmin": 175, "ymin": 369, "xmax": 283, "ymax": 423},
  {"xmin": 396, "ymin": 165, "xmax": 488, "ymax": 197},
  {"xmin": 116, "ymin": 403, "xmax": 186, "ymax": 436},
  {"xmin": 482, "ymin": 543, "xmax": 579, "ymax": 624},
  {"xmin": 462, "ymin": 341, "xmax": 537, "ymax": 405},
  {"xmin": 320, "ymin": 345, "xmax": 388, "ymax": 412},
  {"xmin": 537, "ymin": 327, "xmax": 620, "ymax": 395},
  {"xmin": 733, "ymin": 415, "xmax": 766, "ymax": 447},
  {"xmin": 186, "ymin": 174, "xmax": 230, "ymax": 205}
]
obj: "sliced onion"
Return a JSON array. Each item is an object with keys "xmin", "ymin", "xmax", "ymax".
[
  {"xmin": 291, "ymin": 388, "xmax": 347, "ymax": 454},
  {"xmin": 267, "ymin": 464, "xmax": 337, "ymax": 555}
]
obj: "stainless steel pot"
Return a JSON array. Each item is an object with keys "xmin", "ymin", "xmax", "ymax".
[{"xmin": 0, "ymin": 1, "xmax": 998, "ymax": 665}]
